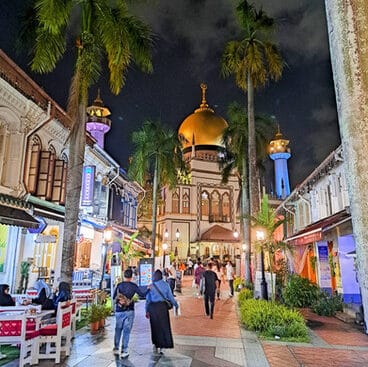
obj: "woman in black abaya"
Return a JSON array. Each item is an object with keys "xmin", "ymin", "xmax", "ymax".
[{"xmin": 145, "ymin": 270, "xmax": 178, "ymax": 354}]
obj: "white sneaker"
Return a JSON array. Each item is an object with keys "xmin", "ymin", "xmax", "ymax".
[
  {"xmin": 121, "ymin": 351, "xmax": 129, "ymax": 358},
  {"xmin": 112, "ymin": 348, "xmax": 119, "ymax": 355}
]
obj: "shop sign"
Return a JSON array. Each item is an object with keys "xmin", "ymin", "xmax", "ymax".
[
  {"xmin": 81, "ymin": 165, "xmax": 95, "ymax": 206},
  {"xmin": 35, "ymin": 234, "xmax": 57, "ymax": 243}
]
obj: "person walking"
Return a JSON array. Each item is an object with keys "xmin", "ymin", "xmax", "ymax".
[
  {"xmin": 202, "ymin": 262, "xmax": 219, "ymax": 319},
  {"xmin": 194, "ymin": 261, "xmax": 205, "ymax": 297},
  {"xmin": 113, "ymin": 268, "xmax": 147, "ymax": 359},
  {"xmin": 213, "ymin": 260, "xmax": 223, "ymax": 300},
  {"xmin": 226, "ymin": 261, "xmax": 235, "ymax": 297},
  {"xmin": 145, "ymin": 269, "xmax": 178, "ymax": 355},
  {"xmin": 166, "ymin": 261, "xmax": 177, "ymax": 296}
]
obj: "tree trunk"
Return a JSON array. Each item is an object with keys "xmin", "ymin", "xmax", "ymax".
[
  {"xmin": 325, "ymin": 0, "xmax": 368, "ymax": 332},
  {"xmin": 150, "ymin": 158, "xmax": 159, "ymax": 259},
  {"xmin": 241, "ymin": 154, "xmax": 251, "ymax": 284},
  {"xmin": 247, "ymin": 73, "xmax": 259, "ymax": 216},
  {"xmin": 247, "ymin": 73, "xmax": 260, "ymax": 278},
  {"xmin": 61, "ymin": 103, "xmax": 86, "ymax": 284}
]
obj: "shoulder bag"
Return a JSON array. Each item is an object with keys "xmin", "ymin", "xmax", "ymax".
[{"xmin": 152, "ymin": 282, "xmax": 173, "ymax": 310}]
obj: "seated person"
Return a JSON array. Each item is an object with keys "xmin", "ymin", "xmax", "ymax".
[
  {"xmin": 0, "ymin": 284, "xmax": 15, "ymax": 306},
  {"xmin": 53, "ymin": 281, "xmax": 71, "ymax": 311},
  {"xmin": 32, "ymin": 279, "xmax": 54, "ymax": 310}
]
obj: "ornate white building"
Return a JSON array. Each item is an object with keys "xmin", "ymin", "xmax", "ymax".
[{"xmin": 0, "ymin": 50, "xmax": 143, "ymax": 291}]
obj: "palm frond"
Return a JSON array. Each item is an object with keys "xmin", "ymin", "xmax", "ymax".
[{"xmin": 35, "ymin": 0, "xmax": 72, "ymax": 35}]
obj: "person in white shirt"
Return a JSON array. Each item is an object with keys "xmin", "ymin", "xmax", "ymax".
[
  {"xmin": 226, "ymin": 261, "xmax": 235, "ymax": 297},
  {"xmin": 166, "ymin": 261, "xmax": 177, "ymax": 296}
]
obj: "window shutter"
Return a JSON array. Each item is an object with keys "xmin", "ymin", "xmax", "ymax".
[
  {"xmin": 36, "ymin": 151, "xmax": 51, "ymax": 197},
  {"xmin": 52, "ymin": 159, "xmax": 64, "ymax": 202},
  {"xmin": 28, "ymin": 144, "xmax": 41, "ymax": 193},
  {"xmin": 60, "ymin": 161, "xmax": 67, "ymax": 204},
  {"xmin": 46, "ymin": 152, "xmax": 55, "ymax": 200}
]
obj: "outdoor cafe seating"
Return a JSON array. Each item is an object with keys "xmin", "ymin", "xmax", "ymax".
[
  {"xmin": 0, "ymin": 300, "xmax": 75, "ymax": 365},
  {"xmin": 35, "ymin": 301, "xmax": 73, "ymax": 364},
  {"xmin": 0, "ymin": 309, "xmax": 42, "ymax": 366}
]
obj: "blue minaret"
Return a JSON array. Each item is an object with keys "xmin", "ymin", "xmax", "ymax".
[{"xmin": 269, "ymin": 125, "xmax": 291, "ymax": 199}]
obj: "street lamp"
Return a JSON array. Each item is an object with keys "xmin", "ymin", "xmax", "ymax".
[
  {"xmin": 256, "ymin": 230, "xmax": 268, "ymax": 300},
  {"xmin": 163, "ymin": 228, "xmax": 180, "ymax": 257},
  {"xmin": 162, "ymin": 242, "xmax": 168, "ymax": 269},
  {"xmin": 100, "ymin": 225, "xmax": 113, "ymax": 290}
]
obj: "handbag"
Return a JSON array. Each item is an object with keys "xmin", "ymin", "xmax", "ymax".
[
  {"xmin": 152, "ymin": 282, "xmax": 173, "ymax": 310},
  {"xmin": 115, "ymin": 289, "xmax": 133, "ymax": 308}
]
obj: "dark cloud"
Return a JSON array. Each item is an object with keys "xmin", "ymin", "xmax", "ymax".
[{"xmin": 0, "ymin": 0, "xmax": 340, "ymax": 190}]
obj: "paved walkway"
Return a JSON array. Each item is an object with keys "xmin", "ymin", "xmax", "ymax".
[{"xmin": 2, "ymin": 275, "xmax": 368, "ymax": 366}]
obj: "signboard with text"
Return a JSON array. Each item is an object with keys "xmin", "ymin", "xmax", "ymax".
[
  {"xmin": 81, "ymin": 165, "xmax": 95, "ymax": 206},
  {"xmin": 139, "ymin": 258, "xmax": 154, "ymax": 287}
]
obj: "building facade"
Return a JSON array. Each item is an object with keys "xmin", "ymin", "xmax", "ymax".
[
  {"xmin": 139, "ymin": 84, "xmax": 242, "ymax": 268},
  {"xmin": 0, "ymin": 50, "xmax": 142, "ymax": 291},
  {"xmin": 277, "ymin": 145, "xmax": 360, "ymax": 305}
]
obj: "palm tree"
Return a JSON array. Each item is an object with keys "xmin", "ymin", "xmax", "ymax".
[
  {"xmin": 251, "ymin": 194, "xmax": 287, "ymax": 300},
  {"xmin": 20, "ymin": 0, "xmax": 153, "ymax": 284},
  {"xmin": 128, "ymin": 120, "xmax": 186, "ymax": 258},
  {"xmin": 221, "ymin": 0, "xmax": 283, "ymax": 217},
  {"xmin": 220, "ymin": 101, "xmax": 276, "ymax": 284}
]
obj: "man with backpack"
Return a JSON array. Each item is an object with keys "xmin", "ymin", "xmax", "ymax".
[{"xmin": 113, "ymin": 268, "xmax": 147, "ymax": 359}]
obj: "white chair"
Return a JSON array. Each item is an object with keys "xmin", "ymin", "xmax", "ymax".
[
  {"xmin": 69, "ymin": 299, "xmax": 78, "ymax": 338},
  {"xmin": 36, "ymin": 304, "xmax": 72, "ymax": 364},
  {"xmin": 0, "ymin": 313, "xmax": 39, "ymax": 366}
]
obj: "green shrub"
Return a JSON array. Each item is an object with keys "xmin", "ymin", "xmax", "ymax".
[
  {"xmin": 239, "ymin": 298, "xmax": 308, "ymax": 342},
  {"xmin": 234, "ymin": 277, "xmax": 245, "ymax": 292},
  {"xmin": 311, "ymin": 292, "xmax": 343, "ymax": 316},
  {"xmin": 282, "ymin": 274, "xmax": 319, "ymax": 308},
  {"xmin": 238, "ymin": 288, "xmax": 253, "ymax": 305}
]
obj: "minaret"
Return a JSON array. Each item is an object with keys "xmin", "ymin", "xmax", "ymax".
[
  {"xmin": 86, "ymin": 89, "xmax": 111, "ymax": 149},
  {"xmin": 269, "ymin": 125, "xmax": 291, "ymax": 199}
]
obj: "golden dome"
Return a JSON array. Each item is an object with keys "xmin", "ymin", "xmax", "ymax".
[{"xmin": 178, "ymin": 84, "xmax": 227, "ymax": 149}]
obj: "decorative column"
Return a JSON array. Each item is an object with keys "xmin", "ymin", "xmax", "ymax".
[{"xmin": 325, "ymin": 0, "xmax": 368, "ymax": 332}]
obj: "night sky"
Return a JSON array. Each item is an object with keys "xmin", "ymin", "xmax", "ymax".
[{"xmin": 0, "ymin": 0, "xmax": 340, "ymax": 190}]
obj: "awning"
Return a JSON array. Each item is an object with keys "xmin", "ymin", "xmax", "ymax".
[
  {"xmin": 0, "ymin": 204, "xmax": 39, "ymax": 229},
  {"xmin": 285, "ymin": 209, "xmax": 350, "ymax": 246}
]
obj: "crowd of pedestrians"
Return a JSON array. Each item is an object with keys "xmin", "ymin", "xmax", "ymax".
[{"xmin": 111, "ymin": 257, "xmax": 236, "ymax": 360}]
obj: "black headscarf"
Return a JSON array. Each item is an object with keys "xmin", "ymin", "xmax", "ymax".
[
  {"xmin": 0, "ymin": 284, "xmax": 15, "ymax": 306},
  {"xmin": 153, "ymin": 269, "xmax": 163, "ymax": 282}
]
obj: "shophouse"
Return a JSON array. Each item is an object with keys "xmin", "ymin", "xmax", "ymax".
[
  {"xmin": 277, "ymin": 145, "xmax": 360, "ymax": 305},
  {"xmin": 0, "ymin": 50, "xmax": 143, "ymax": 292}
]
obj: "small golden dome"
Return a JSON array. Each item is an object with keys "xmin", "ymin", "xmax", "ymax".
[
  {"xmin": 178, "ymin": 84, "xmax": 227, "ymax": 149},
  {"xmin": 86, "ymin": 89, "xmax": 111, "ymax": 118}
]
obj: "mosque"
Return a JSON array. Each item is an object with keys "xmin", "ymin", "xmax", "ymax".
[{"xmin": 138, "ymin": 83, "xmax": 291, "ymax": 266}]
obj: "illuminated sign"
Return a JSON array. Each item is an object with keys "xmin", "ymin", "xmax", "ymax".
[{"xmin": 81, "ymin": 165, "xmax": 95, "ymax": 206}]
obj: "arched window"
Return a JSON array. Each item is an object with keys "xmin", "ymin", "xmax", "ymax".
[
  {"xmin": 210, "ymin": 191, "xmax": 220, "ymax": 222},
  {"xmin": 27, "ymin": 136, "xmax": 42, "ymax": 193},
  {"xmin": 182, "ymin": 191, "xmax": 190, "ymax": 214},
  {"xmin": 201, "ymin": 191, "xmax": 209, "ymax": 219},
  {"xmin": 222, "ymin": 192, "xmax": 230, "ymax": 222},
  {"xmin": 172, "ymin": 191, "xmax": 179, "ymax": 214}
]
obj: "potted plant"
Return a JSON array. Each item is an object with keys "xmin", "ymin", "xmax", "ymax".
[
  {"xmin": 98, "ymin": 305, "xmax": 106, "ymax": 328},
  {"xmin": 99, "ymin": 305, "xmax": 112, "ymax": 328},
  {"xmin": 89, "ymin": 304, "xmax": 100, "ymax": 333}
]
